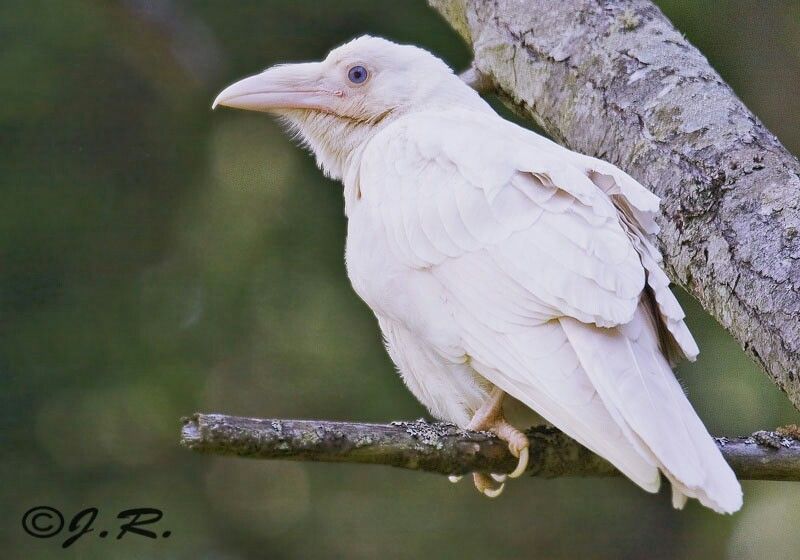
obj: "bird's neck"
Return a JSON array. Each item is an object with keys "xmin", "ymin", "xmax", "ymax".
[{"xmin": 281, "ymin": 110, "xmax": 390, "ymax": 182}]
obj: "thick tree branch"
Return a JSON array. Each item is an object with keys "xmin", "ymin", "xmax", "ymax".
[
  {"xmin": 182, "ymin": 414, "xmax": 800, "ymax": 481},
  {"xmin": 429, "ymin": 0, "xmax": 800, "ymax": 409}
]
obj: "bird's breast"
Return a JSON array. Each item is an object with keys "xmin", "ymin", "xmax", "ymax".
[
  {"xmin": 344, "ymin": 204, "xmax": 460, "ymax": 351},
  {"xmin": 345, "ymin": 206, "xmax": 406, "ymax": 315}
]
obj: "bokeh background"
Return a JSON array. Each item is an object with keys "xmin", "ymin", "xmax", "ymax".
[{"xmin": 2, "ymin": 1, "xmax": 799, "ymax": 558}]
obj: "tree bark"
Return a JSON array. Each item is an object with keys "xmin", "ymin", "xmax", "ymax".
[
  {"xmin": 181, "ymin": 414, "xmax": 800, "ymax": 481},
  {"xmin": 428, "ymin": 0, "xmax": 800, "ymax": 409}
]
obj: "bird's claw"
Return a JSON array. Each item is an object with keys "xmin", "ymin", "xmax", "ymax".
[
  {"xmin": 472, "ymin": 472, "xmax": 504, "ymax": 498},
  {"xmin": 508, "ymin": 446, "xmax": 529, "ymax": 479},
  {"xmin": 483, "ymin": 483, "xmax": 505, "ymax": 498}
]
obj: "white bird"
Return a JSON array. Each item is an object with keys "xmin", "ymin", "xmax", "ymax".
[{"xmin": 213, "ymin": 36, "xmax": 743, "ymax": 513}]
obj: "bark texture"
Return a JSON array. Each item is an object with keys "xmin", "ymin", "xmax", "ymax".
[
  {"xmin": 429, "ymin": 0, "xmax": 800, "ymax": 408},
  {"xmin": 182, "ymin": 414, "xmax": 800, "ymax": 481}
]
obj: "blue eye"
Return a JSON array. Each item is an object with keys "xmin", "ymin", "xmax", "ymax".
[{"xmin": 347, "ymin": 65, "xmax": 368, "ymax": 84}]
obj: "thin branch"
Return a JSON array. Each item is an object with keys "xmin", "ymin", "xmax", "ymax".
[
  {"xmin": 429, "ymin": 0, "xmax": 800, "ymax": 410},
  {"xmin": 181, "ymin": 414, "xmax": 800, "ymax": 481}
]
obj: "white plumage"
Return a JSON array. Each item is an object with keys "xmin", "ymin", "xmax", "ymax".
[{"xmin": 214, "ymin": 35, "xmax": 742, "ymax": 513}]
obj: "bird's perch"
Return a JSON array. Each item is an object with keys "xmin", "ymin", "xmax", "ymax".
[
  {"xmin": 182, "ymin": 414, "xmax": 800, "ymax": 481},
  {"xmin": 429, "ymin": 0, "xmax": 800, "ymax": 409}
]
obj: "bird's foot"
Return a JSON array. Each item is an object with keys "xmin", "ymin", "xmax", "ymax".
[
  {"xmin": 469, "ymin": 417, "xmax": 529, "ymax": 482},
  {"xmin": 462, "ymin": 387, "xmax": 530, "ymax": 495}
]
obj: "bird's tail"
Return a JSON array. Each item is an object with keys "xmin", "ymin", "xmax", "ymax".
[{"xmin": 560, "ymin": 305, "xmax": 742, "ymax": 514}]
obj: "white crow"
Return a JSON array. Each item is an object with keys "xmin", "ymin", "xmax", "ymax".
[{"xmin": 213, "ymin": 36, "xmax": 742, "ymax": 512}]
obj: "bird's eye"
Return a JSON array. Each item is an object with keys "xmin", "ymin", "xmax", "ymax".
[{"xmin": 347, "ymin": 65, "xmax": 368, "ymax": 84}]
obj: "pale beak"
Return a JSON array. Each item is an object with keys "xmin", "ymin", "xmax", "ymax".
[{"xmin": 212, "ymin": 62, "xmax": 336, "ymax": 113}]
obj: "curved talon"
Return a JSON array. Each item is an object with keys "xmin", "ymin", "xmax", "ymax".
[
  {"xmin": 483, "ymin": 483, "xmax": 505, "ymax": 498},
  {"xmin": 472, "ymin": 472, "xmax": 504, "ymax": 498},
  {"xmin": 508, "ymin": 446, "xmax": 529, "ymax": 478},
  {"xmin": 490, "ymin": 473, "xmax": 507, "ymax": 483},
  {"xmin": 448, "ymin": 475, "xmax": 463, "ymax": 483}
]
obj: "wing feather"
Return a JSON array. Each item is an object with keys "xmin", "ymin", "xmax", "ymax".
[{"xmin": 585, "ymin": 165, "xmax": 699, "ymax": 361}]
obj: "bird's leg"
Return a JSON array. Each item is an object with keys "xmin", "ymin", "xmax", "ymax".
[{"xmin": 466, "ymin": 387, "xmax": 530, "ymax": 496}]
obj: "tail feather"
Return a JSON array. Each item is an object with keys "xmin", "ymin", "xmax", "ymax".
[{"xmin": 560, "ymin": 306, "xmax": 742, "ymax": 513}]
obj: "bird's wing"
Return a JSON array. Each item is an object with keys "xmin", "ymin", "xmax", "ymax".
[
  {"xmin": 358, "ymin": 110, "xmax": 739, "ymax": 511},
  {"xmin": 483, "ymin": 122, "xmax": 699, "ymax": 362},
  {"xmin": 360, "ymin": 110, "xmax": 647, "ymax": 329}
]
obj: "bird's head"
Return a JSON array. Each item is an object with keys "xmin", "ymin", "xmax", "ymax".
[{"xmin": 213, "ymin": 35, "xmax": 489, "ymax": 179}]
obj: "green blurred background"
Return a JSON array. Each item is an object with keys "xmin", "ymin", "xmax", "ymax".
[{"xmin": 2, "ymin": 1, "xmax": 799, "ymax": 558}]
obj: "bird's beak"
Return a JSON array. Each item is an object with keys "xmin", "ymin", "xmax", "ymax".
[{"xmin": 212, "ymin": 62, "xmax": 336, "ymax": 113}]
